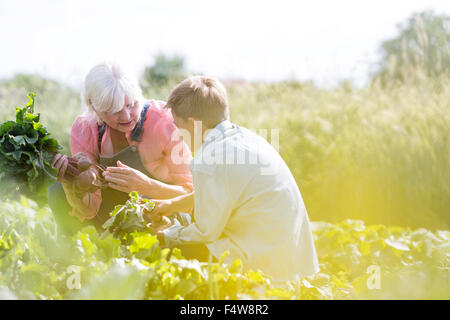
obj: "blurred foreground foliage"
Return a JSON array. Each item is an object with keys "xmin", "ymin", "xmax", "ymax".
[{"xmin": 0, "ymin": 197, "xmax": 448, "ymax": 300}]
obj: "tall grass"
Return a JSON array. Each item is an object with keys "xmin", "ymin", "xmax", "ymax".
[
  {"xmin": 227, "ymin": 77, "xmax": 449, "ymax": 230},
  {"xmin": 1, "ymin": 74, "xmax": 448, "ymax": 230}
]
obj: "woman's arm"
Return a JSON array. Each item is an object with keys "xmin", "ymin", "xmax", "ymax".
[
  {"xmin": 65, "ymin": 115, "xmax": 103, "ymax": 220},
  {"xmin": 103, "ymin": 161, "xmax": 191, "ymax": 199},
  {"xmin": 142, "ymin": 178, "xmax": 191, "ymax": 199},
  {"xmin": 61, "ymin": 169, "xmax": 102, "ymax": 220}
]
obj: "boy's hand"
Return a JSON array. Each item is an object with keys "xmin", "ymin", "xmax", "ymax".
[
  {"xmin": 150, "ymin": 199, "xmax": 177, "ymax": 219},
  {"xmin": 156, "ymin": 231, "xmax": 166, "ymax": 247},
  {"xmin": 145, "ymin": 199, "xmax": 174, "ymax": 233},
  {"xmin": 148, "ymin": 215, "xmax": 172, "ymax": 233}
]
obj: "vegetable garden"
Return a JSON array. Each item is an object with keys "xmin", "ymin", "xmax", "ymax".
[
  {"xmin": 0, "ymin": 194, "xmax": 448, "ymax": 299},
  {"xmin": 0, "ymin": 77, "xmax": 449, "ymax": 300}
]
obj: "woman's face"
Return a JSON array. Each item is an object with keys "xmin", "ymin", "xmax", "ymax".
[{"xmin": 96, "ymin": 96, "xmax": 140, "ymax": 133}]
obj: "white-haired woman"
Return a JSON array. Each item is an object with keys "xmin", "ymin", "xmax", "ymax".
[{"xmin": 48, "ymin": 62, "xmax": 193, "ymax": 235}]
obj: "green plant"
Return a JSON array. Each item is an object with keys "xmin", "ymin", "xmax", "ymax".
[
  {"xmin": 102, "ymin": 191, "xmax": 155, "ymax": 240},
  {"xmin": 0, "ymin": 93, "xmax": 84, "ymax": 203},
  {"xmin": 0, "ymin": 93, "xmax": 62, "ymax": 202},
  {"xmin": 1, "ymin": 195, "xmax": 448, "ymax": 300},
  {"xmin": 141, "ymin": 54, "xmax": 186, "ymax": 89},
  {"xmin": 0, "ymin": 74, "xmax": 82, "ymax": 152}
]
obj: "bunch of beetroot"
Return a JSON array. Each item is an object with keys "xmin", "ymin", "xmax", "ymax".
[
  {"xmin": 0, "ymin": 93, "xmax": 104, "ymax": 202},
  {"xmin": 60, "ymin": 154, "xmax": 107, "ymax": 191}
]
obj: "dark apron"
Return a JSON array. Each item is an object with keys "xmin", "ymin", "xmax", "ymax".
[{"xmin": 93, "ymin": 104, "xmax": 159, "ymax": 227}]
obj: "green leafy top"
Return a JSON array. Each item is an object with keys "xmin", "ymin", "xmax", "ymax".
[
  {"xmin": 1, "ymin": 196, "xmax": 448, "ymax": 300},
  {"xmin": 102, "ymin": 191, "xmax": 155, "ymax": 240},
  {"xmin": 0, "ymin": 93, "xmax": 61, "ymax": 202}
]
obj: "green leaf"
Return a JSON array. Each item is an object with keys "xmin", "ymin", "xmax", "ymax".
[
  {"xmin": 15, "ymin": 106, "xmax": 26, "ymax": 124},
  {"xmin": 0, "ymin": 121, "xmax": 17, "ymax": 135},
  {"xmin": 11, "ymin": 135, "xmax": 26, "ymax": 147},
  {"xmin": 8, "ymin": 150, "xmax": 26, "ymax": 161},
  {"xmin": 32, "ymin": 122, "xmax": 43, "ymax": 131},
  {"xmin": 129, "ymin": 233, "xmax": 158, "ymax": 254},
  {"xmin": 24, "ymin": 131, "xmax": 39, "ymax": 144},
  {"xmin": 26, "ymin": 92, "xmax": 36, "ymax": 112},
  {"xmin": 0, "ymin": 93, "xmax": 62, "ymax": 201},
  {"xmin": 24, "ymin": 112, "xmax": 40, "ymax": 123}
]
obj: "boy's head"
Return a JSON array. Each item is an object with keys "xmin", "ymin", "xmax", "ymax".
[{"xmin": 165, "ymin": 76, "xmax": 229, "ymax": 130}]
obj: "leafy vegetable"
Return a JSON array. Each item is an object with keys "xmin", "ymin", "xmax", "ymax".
[
  {"xmin": 0, "ymin": 195, "xmax": 448, "ymax": 300},
  {"xmin": 0, "ymin": 93, "xmax": 61, "ymax": 202},
  {"xmin": 102, "ymin": 191, "xmax": 155, "ymax": 240}
]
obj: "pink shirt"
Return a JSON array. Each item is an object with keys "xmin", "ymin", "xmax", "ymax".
[{"xmin": 68, "ymin": 99, "xmax": 193, "ymax": 221}]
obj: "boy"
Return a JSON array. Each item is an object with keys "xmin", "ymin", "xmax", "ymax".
[{"xmin": 150, "ymin": 76, "xmax": 319, "ymax": 281}]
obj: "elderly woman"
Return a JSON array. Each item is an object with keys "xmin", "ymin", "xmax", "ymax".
[{"xmin": 48, "ymin": 62, "xmax": 193, "ymax": 235}]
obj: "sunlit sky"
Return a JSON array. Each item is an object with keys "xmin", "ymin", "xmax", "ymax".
[{"xmin": 1, "ymin": 0, "xmax": 450, "ymax": 89}]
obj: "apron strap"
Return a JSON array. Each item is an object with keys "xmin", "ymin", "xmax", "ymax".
[
  {"xmin": 97, "ymin": 124, "xmax": 106, "ymax": 154},
  {"xmin": 129, "ymin": 104, "xmax": 150, "ymax": 142},
  {"xmin": 97, "ymin": 103, "xmax": 150, "ymax": 154}
]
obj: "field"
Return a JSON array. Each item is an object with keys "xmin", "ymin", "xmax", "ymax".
[{"xmin": 0, "ymin": 73, "xmax": 449, "ymax": 299}]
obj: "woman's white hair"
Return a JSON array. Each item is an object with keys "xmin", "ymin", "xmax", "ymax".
[{"xmin": 82, "ymin": 62, "xmax": 144, "ymax": 124}]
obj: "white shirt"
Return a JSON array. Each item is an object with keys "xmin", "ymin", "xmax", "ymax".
[{"xmin": 163, "ymin": 120, "xmax": 319, "ymax": 281}]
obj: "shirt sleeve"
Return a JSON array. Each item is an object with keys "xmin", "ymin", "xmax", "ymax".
[
  {"xmin": 163, "ymin": 167, "xmax": 232, "ymax": 246},
  {"xmin": 67, "ymin": 114, "xmax": 102, "ymax": 221},
  {"xmin": 70, "ymin": 114, "xmax": 99, "ymax": 163}
]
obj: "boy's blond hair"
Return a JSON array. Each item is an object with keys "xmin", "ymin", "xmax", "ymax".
[{"xmin": 165, "ymin": 76, "xmax": 229, "ymax": 128}]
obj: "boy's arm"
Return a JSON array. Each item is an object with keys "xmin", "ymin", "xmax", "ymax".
[
  {"xmin": 150, "ymin": 192, "xmax": 194, "ymax": 219},
  {"xmin": 161, "ymin": 169, "xmax": 232, "ymax": 247}
]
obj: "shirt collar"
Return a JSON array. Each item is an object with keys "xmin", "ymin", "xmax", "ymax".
[
  {"xmin": 203, "ymin": 119, "xmax": 234, "ymax": 144},
  {"xmin": 190, "ymin": 119, "xmax": 235, "ymax": 172}
]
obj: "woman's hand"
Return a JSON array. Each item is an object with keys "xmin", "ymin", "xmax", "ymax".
[
  {"xmin": 52, "ymin": 152, "xmax": 93, "ymax": 183},
  {"xmin": 103, "ymin": 161, "xmax": 158, "ymax": 195},
  {"xmin": 51, "ymin": 153, "xmax": 69, "ymax": 182}
]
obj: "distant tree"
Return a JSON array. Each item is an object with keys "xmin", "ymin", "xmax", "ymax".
[
  {"xmin": 373, "ymin": 10, "xmax": 450, "ymax": 83},
  {"xmin": 141, "ymin": 54, "xmax": 186, "ymax": 89}
]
